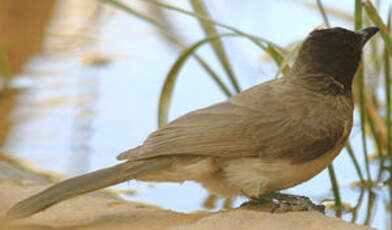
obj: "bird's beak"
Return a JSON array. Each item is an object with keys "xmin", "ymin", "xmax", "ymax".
[{"xmin": 356, "ymin": 26, "xmax": 379, "ymax": 47}]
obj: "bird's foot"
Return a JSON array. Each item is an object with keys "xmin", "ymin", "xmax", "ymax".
[
  {"xmin": 246, "ymin": 192, "xmax": 325, "ymax": 214},
  {"xmin": 203, "ymin": 194, "xmax": 218, "ymax": 209},
  {"xmin": 203, "ymin": 195, "xmax": 234, "ymax": 210},
  {"xmin": 267, "ymin": 192, "xmax": 325, "ymax": 214}
]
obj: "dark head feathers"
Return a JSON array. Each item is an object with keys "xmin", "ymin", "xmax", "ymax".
[{"xmin": 291, "ymin": 27, "xmax": 378, "ymax": 91}]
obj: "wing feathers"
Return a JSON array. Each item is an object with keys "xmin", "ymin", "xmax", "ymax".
[{"xmin": 117, "ymin": 78, "xmax": 350, "ymax": 164}]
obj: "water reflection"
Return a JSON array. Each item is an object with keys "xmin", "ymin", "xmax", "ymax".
[{"xmin": 68, "ymin": 70, "xmax": 99, "ymax": 176}]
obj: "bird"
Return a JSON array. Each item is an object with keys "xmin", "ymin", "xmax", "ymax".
[{"xmin": 7, "ymin": 26, "xmax": 379, "ymax": 219}]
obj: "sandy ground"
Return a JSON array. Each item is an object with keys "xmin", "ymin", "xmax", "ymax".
[{"xmin": 0, "ymin": 156, "xmax": 374, "ymax": 230}]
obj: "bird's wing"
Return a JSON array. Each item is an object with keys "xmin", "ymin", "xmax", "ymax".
[{"xmin": 118, "ymin": 79, "xmax": 348, "ymax": 164}]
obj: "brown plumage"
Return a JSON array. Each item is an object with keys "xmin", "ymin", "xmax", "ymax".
[{"xmin": 7, "ymin": 26, "xmax": 379, "ymax": 219}]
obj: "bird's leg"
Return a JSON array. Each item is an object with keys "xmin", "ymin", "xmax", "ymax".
[
  {"xmin": 202, "ymin": 194, "xmax": 218, "ymax": 209},
  {"xmin": 239, "ymin": 190, "xmax": 273, "ymax": 210},
  {"xmin": 223, "ymin": 197, "xmax": 234, "ymax": 209},
  {"xmin": 257, "ymin": 192, "xmax": 325, "ymax": 214}
]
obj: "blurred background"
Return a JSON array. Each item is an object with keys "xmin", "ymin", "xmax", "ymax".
[{"xmin": 0, "ymin": 0, "xmax": 391, "ymax": 229}]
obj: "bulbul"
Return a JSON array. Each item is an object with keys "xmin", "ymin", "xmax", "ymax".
[{"xmin": 7, "ymin": 26, "xmax": 379, "ymax": 219}]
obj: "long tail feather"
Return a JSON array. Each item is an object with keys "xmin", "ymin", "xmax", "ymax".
[{"xmin": 7, "ymin": 158, "xmax": 172, "ymax": 219}]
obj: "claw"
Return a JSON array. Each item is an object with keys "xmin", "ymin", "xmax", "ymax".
[
  {"xmin": 268, "ymin": 193, "xmax": 325, "ymax": 214},
  {"xmin": 241, "ymin": 192, "xmax": 325, "ymax": 214}
]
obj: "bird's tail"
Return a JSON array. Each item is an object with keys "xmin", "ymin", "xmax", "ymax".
[{"xmin": 6, "ymin": 157, "xmax": 173, "ymax": 220}]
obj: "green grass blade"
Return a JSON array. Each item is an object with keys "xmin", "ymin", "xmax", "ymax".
[
  {"xmin": 100, "ymin": 0, "xmax": 232, "ymax": 98},
  {"xmin": 190, "ymin": 0, "xmax": 240, "ymax": 93},
  {"xmin": 328, "ymin": 165, "xmax": 342, "ymax": 217},
  {"xmin": 140, "ymin": 0, "xmax": 283, "ymax": 52},
  {"xmin": 366, "ymin": 14, "xmax": 381, "ymax": 72},
  {"xmin": 369, "ymin": 37, "xmax": 381, "ymax": 72},
  {"xmin": 350, "ymin": 186, "xmax": 365, "ymax": 222},
  {"xmin": 296, "ymin": 0, "xmax": 353, "ymax": 22},
  {"xmin": 354, "ymin": 0, "xmax": 362, "ymax": 30},
  {"xmin": 158, "ymin": 33, "xmax": 238, "ymax": 127},
  {"xmin": 273, "ymin": 41, "xmax": 302, "ymax": 77},
  {"xmin": 100, "ymin": 0, "xmax": 282, "ymax": 96},
  {"xmin": 363, "ymin": 0, "xmax": 392, "ymax": 55},
  {"xmin": 355, "ymin": 0, "xmax": 372, "ymax": 182},
  {"xmin": 345, "ymin": 143, "xmax": 365, "ymax": 183},
  {"xmin": 267, "ymin": 44, "xmax": 290, "ymax": 76},
  {"xmin": 363, "ymin": 191, "xmax": 375, "ymax": 225},
  {"xmin": 316, "ymin": 0, "xmax": 330, "ymax": 28},
  {"xmin": 346, "ymin": 142, "xmax": 366, "ymax": 223},
  {"xmin": 193, "ymin": 55, "xmax": 232, "ymax": 97},
  {"xmin": 146, "ymin": 4, "xmax": 232, "ymax": 98},
  {"xmin": 357, "ymin": 71, "xmax": 372, "ymax": 181},
  {"xmin": 141, "ymin": 0, "xmax": 292, "ymax": 70},
  {"xmin": 100, "ymin": 0, "xmax": 167, "ymax": 29},
  {"xmin": 385, "ymin": 7, "xmax": 392, "ymax": 161},
  {"xmin": 367, "ymin": 112, "xmax": 384, "ymax": 181},
  {"xmin": 266, "ymin": 44, "xmax": 283, "ymax": 66}
]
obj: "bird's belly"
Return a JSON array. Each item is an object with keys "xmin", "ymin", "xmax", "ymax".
[
  {"xmin": 137, "ymin": 142, "xmax": 344, "ymax": 198},
  {"xmin": 137, "ymin": 156, "xmax": 245, "ymax": 197},
  {"xmin": 220, "ymin": 148, "xmax": 342, "ymax": 197}
]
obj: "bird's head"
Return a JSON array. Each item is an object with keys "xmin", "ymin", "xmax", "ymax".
[{"xmin": 291, "ymin": 26, "xmax": 379, "ymax": 89}]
